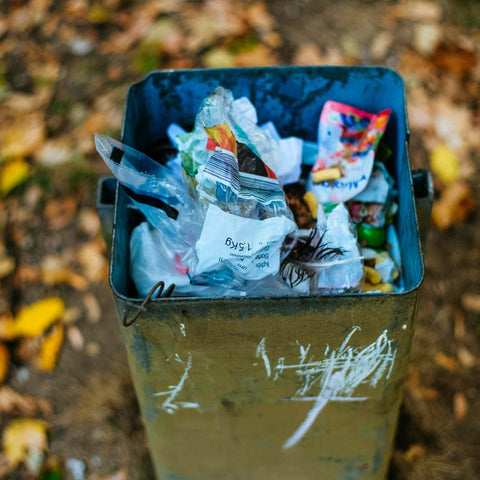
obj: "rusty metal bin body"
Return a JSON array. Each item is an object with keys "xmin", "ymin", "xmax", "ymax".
[{"xmin": 105, "ymin": 67, "xmax": 425, "ymax": 480}]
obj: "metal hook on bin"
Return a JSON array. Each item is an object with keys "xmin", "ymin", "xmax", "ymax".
[{"xmin": 123, "ymin": 280, "xmax": 175, "ymax": 327}]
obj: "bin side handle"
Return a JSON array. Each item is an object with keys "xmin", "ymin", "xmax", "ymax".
[
  {"xmin": 412, "ymin": 169, "xmax": 433, "ymax": 248},
  {"xmin": 123, "ymin": 280, "xmax": 175, "ymax": 327}
]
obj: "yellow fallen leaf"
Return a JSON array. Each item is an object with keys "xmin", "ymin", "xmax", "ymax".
[
  {"xmin": 0, "ymin": 315, "xmax": 18, "ymax": 341},
  {"xmin": 36, "ymin": 324, "xmax": 64, "ymax": 371},
  {"xmin": 15, "ymin": 298, "xmax": 65, "ymax": 338},
  {"xmin": 0, "ymin": 343, "xmax": 9, "ymax": 384},
  {"xmin": 0, "ymin": 114, "xmax": 45, "ymax": 161},
  {"xmin": 0, "ymin": 159, "xmax": 29, "ymax": 197},
  {"xmin": 430, "ymin": 144, "xmax": 459, "ymax": 184},
  {"xmin": 3, "ymin": 419, "xmax": 48, "ymax": 468}
]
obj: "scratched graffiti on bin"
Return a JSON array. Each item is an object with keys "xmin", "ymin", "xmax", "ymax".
[
  {"xmin": 256, "ymin": 326, "xmax": 397, "ymax": 449},
  {"xmin": 153, "ymin": 353, "xmax": 201, "ymax": 414}
]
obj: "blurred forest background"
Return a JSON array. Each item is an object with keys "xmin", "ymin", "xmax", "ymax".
[{"xmin": 0, "ymin": 0, "xmax": 479, "ymax": 479}]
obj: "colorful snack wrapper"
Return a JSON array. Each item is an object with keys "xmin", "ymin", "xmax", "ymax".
[{"xmin": 307, "ymin": 101, "xmax": 391, "ymax": 203}]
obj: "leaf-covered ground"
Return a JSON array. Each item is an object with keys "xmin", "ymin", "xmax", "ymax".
[{"xmin": 0, "ymin": 0, "xmax": 479, "ymax": 478}]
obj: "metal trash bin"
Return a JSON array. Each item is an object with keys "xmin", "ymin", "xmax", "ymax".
[{"xmin": 97, "ymin": 66, "xmax": 431, "ymax": 480}]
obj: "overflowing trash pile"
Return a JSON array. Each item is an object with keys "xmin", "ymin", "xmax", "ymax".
[{"xmin": 95, "ymin": 87, "xmax": 403, "ymax": 298}]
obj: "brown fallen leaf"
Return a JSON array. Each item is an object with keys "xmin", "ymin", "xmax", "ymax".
[
  {"xmin": 457, "ymin": 347, "xmax": 476, "ymax": 368},
  {"xmin": 431, "ymin": 181, "xmax": 475, "ymax": 230},
  {"xmin": 16, "ymin": 337, "xmax": 42, "ymax": 364},
  {"xmin": 14, "ymin": 265, "xmax": 41, "ymax": 284},
  {"xmin": 433, "ymin": 44, "xmax": 477, "ymax": 77},
  {"xmin": 0, "ymin": 386, "xmax": 52, "ymax": 416},
  {"xmin": 453, "ymin": 392, "xmax": 468, "ymax": 421},
  {"xmin": 77, "ymin": 208, "xmax": 101, "ymax": 238},
  {"xmin": 142, "ymin": 19, "xmax": 186, "ymax": 57},
  {"xmin": 413, "ymin": 23, "xmax": 442, "ymax": 56},
  {"xmin": 234, "ymin": 44, "xmax": 278, "ymax": 67},
  {"xmin": 35, "ymin": 324, "xmax": 64, "ymax": 371},
  {"xmin": 387, "ymin": 1, "xmax": 442, "ymax": 22},
  {"xmin": 2, "ymin": 419, "xmax": 48, "ymax": 469},
  {"xmin": 0, "ymin": 256, "xmax": 15, "ymax": 279},
  {"xmin": 454, "ymin": 309, "xmax": 466, "ymax": 340},
  {"xmin": 461, "ymin": 293, "xmax": 480, "ymax": 313},
  {"xmin": 405, "ymin": 368, "xmax": 439, "ymax": 400},
  {"xmin": 62, "ymin": 306, "xmax": 82, "ymax": 325},
  {"xmin": 293, "ymin": 44, "xmax": 346, "ymax": 66},
  {"xmin": 41, "ymin": 255, "xmax": 89, "ymax": 290},
  {"xmin": 67, "ymin": 325, "xmax": 84, "ymax": 351},
  {"xmin": 243, "ymin": 2, "xmax": 275, "ymax": 33},
  {"xmin": 0, "ymin": 344, "xmax": 9, "ymax": 384},
  {"xmin": 0, "ymin": 114, "xmax": 45, "ymax": 161},
  {"xmin": 403, "ymin": 444, "xmax": 426, "ymax": 463},
  {"xmin": 86, "ymin": 341, "xmax": 101, "ymax": 357},
  {"xmin": 43, "ymin": 198, "xmax": 78, "ymax": 230},
  {"xmin": 435, "ymin": 352, "xmax": 460, "ymax": 372},
  {"xmin": 370, "ymin": 31, "xmax": 394, "ymax": 61},
  {"xmin": 77, "ymin": 240, "xmax": 109, "ymax": 283},
  {"xmin": 83, "ymin": 293, "xmax": 101, "ymax": 323}
]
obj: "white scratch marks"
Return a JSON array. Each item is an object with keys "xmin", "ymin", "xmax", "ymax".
[
  {"xmin": 261, "ymin": 327, "xmax": 397, "ymax": 449},
  {"xmin": 153, "ymin": 353, "xmax": 199, "ymax": 414},
  {"xmin": 256, "ymin": 337, "xmax": 271, "ymax": 378}
]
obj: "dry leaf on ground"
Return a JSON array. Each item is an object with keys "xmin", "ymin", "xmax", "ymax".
[
  {"xmin": 77, "ymin": 208, "xmax": 101, "ymax": 237},
  {"xmin": 370, "ymin": 32, "xmax": 394, "ymax": 61},
  {"xmin": 453, "ymin": 392, "xmax": 468, "ymax": 420},
  {"xmin": 403, "ymin": 444, "xmax": 426, "ymax": 463},
  {"xmin": 0, "ymin": 114, "xmax": 45, "ymax": 161},
  {"xmin": 413, "ymin": 23, "xmax": 442, "ymax": 55},
  {"xmin": 36, "ymin": 324, "xmax": 64, "ymax": 371},
  {"xmin": 0, "ymin": 256, "xmax": 15, "ymax": 279},
  {"xmin": 83, "ymin": 293, "xmax": 101, "ymax": 323},
  {"xmin": 432, "ymin": 181, "xmax": 475, "ymax": 230},
  {"xmin": 0, "ymin": 387, "xmax": 52, "ymax": 416},
  {"xmin": 234, "ymin": 44, "xmax": 278, "ymax": 67},
  {"xmin": 77, "ymin": 240, "xmax": 108, "ymax": 283},
  {"xmin": 41, "ymin": 255, "xmax": 89, "ymax": 290},
  {"xmin": 430, "ymin": 144, "xmax": 459, "ymax": 185},
  {"xmin": 15, "ymin": 297, "xmax": 65, "ymax": 338},
  {"xmin": 2, "ymin": 419, "xmax": 48, "ymax": 469},
  {"xmin": 43, "ymin": 198, "xmax": 78, "ymax": 230},
  {"xmin": 0, "ymin": 159, "xmax": 29, "ymax": 197},
  {"xmin": 67, "ymin": 325, "xmax": 84, "ymax": 351},
  {"xmin": 457, "ymin": 347, "xmax": 476, "ymax": 368},
  {"xmin": 461, "ymin": 293, "xmax": 480, "ymax": 313},
  {"xmin": 16, "ymin": 337, "xmax": 42, "ymax": 364},
  {"xmin": 0, "ymin": 343, "xmax": 9, "ymax": 384},
  {"xmin": 387, "ymin": 1, "xmax": 442, "ymax": 22},
  {"xmin": 435, "ymin": 352, "xmax": 460, "ymax": 372}
]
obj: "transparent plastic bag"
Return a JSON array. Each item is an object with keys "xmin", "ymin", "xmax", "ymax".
[
  {"xmin": 280, "ymin": 203, "xmax": 364, "ymax": 294},
  {"xmin": 95, "ymin": 134, "xmax": 203, "ymax": 257}
]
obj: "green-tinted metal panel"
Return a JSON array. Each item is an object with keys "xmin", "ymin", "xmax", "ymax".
[{"xmin": 101, "ymin": 66, "xmax": 425, "ymax": 480}]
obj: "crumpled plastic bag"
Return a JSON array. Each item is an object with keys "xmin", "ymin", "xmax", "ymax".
[
  {"xmin": 130, "ymin": 221, "xmax": 241, "ymax": 297},
  {"xmin": 307, "ymin": 101, "xmax": 391, "ymax": 203},
  {"xmin": 279, "ymin": 203, "xmax": 364, "ymax": 294},
  {"xmin": 314, "ymin": 203, "xmax": 364, "ymax": 292},
  {"xmin": 94, "ymin": 134, "xmax": 203, "ymax": 256},
  {"xmin": 95, "ymin": 87, "xmax": 298, "ymax": 292}
]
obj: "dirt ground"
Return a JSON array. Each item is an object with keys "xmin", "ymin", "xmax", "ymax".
[{"xmin": 1, "ymin": 0, "xmax": 480, "ymax": 479}]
